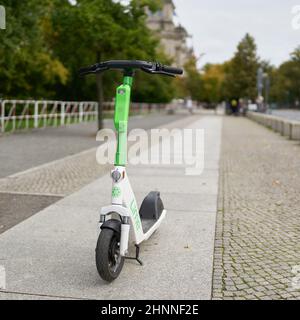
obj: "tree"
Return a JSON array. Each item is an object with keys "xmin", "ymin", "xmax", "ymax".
[
  {"xmin": 178, "ymin": 56, "xmax": 202, "ymax": 102},
  {"xmin": 291, "ymin": 46, "xmax": 300, "ymax": 62},
  {"xmin": 201, "ymin": 63, "xmax": 227, "ymax": 103},
  {"xmin": 0, "ymin": 0, "xmax": 177, "ymax": 129},
  {"xmin": 270, "ymin": 47, "xmax": 300, "ymax": 107},
  {"xmin": 0, "ymin": 0, "xmax": 68, "ymax": 98},
  {"xmin": 47, "ymin": 0, "xmax": 171, "ymax": 128},
  {"xmin": 223, "ymin": 33, "xmax": 259, "ymax": 100}
]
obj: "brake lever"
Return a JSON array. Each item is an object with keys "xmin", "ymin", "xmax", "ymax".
[
  {"xmin": 141, "ymin": 67, "xmax": 175, "ymax": 77},
  {"xmin": 157, "ymin": 71, "xmax": 176, "ymax": 77}
]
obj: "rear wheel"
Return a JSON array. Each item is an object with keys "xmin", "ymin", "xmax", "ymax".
[{"xmin": 95, "ymin": 229, "xmax": 125, "ymax": 282}]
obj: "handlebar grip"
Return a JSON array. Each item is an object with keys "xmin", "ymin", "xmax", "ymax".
[
  {"xmin": 79, "ymin": 63, "xmax": 99, "ymax": 75},
  {"xmin": 79, "ymin": 63, "xmax": 108, "ymax": 76},
  {"xmin": 162, "ymin": 65, "xmax": 183, "ymax": 75}
]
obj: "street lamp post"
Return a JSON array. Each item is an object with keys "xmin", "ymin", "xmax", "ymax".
[
  {"xmin": 257, "ymin": 68, "xmax": 264, "ymax": 112},
  {"xmin": 263, "ymin": 73, "xmax": 270, "ymax": 114}
]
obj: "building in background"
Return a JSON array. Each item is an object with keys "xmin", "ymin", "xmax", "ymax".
[{"xmin": 146, "ymin": 0, "xmax": 193, "ymax": 68}]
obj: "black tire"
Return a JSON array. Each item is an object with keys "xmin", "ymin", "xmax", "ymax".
[{"xmin": 95, "ymin": 228, "xmax": 125, "ymax": 282}]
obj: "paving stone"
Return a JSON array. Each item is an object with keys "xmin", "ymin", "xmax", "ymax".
[{"xmin": 212, "ymin": 117, "xmax": 300, "ymax": 300}]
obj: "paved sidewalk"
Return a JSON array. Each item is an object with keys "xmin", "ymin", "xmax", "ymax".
[
  {"xmin": 0, "ymin": 115, "xmax": 222, "ymax": 300},
  {"xmin": 213, "ymin": 117, "xmax": 300, "ymax": 300},
  {"xmin": 0, "ymin": 116, "xmax": 195, "ymax": 197},
  {"xmin": 0, "ymin": 113, "xmax": 190, "ymax": 234},
  {"xmin": 0, "ymin": 113, "xmax": 185, "ymax": 178}
]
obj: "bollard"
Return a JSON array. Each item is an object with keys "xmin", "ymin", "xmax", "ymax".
[
  {"xmin": 247, "ymin": 112, "xmax": 300, "ymax": 141},
  {"xmin": 0, "ymin": 100, "xmax": 4, "ymax": 133},
  {"xmin": 282, "ymin": 121, "xmax": 290, "ymax": 137},
  {"xmin": 279, "ymin": 120, "xmax": 285, "ymax": 136},
  {"xmin": 34, "ymin": 101, "xmax": 39, "ymax": 128},
  {"xmin": 291, "ymin": 122, "xmax": 300, "ymax": 140}
]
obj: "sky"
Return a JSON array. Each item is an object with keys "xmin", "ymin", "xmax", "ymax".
[{"xmin": 173, "ymin": 0, "xmax": 300, "ymax": 67}]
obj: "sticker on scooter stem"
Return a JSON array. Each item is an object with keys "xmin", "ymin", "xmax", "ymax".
[
  {"xmin": 130, "ymin": 199, "xmax": 141, "ymax": 231},
  {"xmin": 112, "ymin": 186, "xmax": 121, "ymax": 198},
  {"xmin": 118, "ymin": 89, "xmax": 126, "ymax": 95}
]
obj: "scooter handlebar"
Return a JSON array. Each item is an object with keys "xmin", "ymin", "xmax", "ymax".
[
  {"xmin": 79, "ymin": 60, "xmax": 183, "ymax": 77},
  {"xmin": 161, "ymin": 65, "xmax": 184, "ymax": 75}
]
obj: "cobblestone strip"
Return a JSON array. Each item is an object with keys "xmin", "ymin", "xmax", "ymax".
[
  {"xmin": 212, "ymin": 116, "xmax": 300, "ymax": 300},
  {"xmin": 0, "ymin": 148, "xmax": 109, "ymax": 196}
]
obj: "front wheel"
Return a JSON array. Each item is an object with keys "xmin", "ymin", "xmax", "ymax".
[{"xmin": 95, "ymin": 229, "xmax": 125, "ymax": 282}]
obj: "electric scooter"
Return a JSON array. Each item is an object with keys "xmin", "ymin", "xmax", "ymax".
[{"xmin": 79, "ymin": 60, "xmax": 183, "ymax": 282}]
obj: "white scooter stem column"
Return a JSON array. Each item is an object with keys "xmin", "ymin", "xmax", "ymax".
[
  {"xmin": 120, "ymin": 221, "xmax": 130, "ymax": 256},
  {"xmin": 111, "ymin": 167, "xmax": 131, "ymax": 256}
]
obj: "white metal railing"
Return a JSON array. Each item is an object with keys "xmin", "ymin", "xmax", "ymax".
[
  {"xmin": 0, "ymin": 100, "xmax": 168, "ymax": 133},
  {"xmin": 0, "ymin": 100, "xmax": 98, "ymax": 133}
]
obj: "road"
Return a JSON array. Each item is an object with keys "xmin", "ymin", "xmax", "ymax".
[{"xmin": 272, "ymin": 109, "xmax": 300, "ymax": 122}]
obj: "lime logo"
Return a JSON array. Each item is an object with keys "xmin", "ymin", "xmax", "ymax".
[
  {"xmin": 130, "ymin": 200, "xmax": 141, "ymax": 231},
  {"xmin": 112, "ymin": 186, "xmax": 121, "ymax": 198}
]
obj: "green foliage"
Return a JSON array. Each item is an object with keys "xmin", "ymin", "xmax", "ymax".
[
  {"xmin": 3, "ymin": 3, "xmax": 298, "ymax": 108},
  {"xmin": 178, "ymin": 33, "xmax": 300, "ymax": 107},
  {"xmin": 223, "ymin": 33, "xmax": 259, "ymax": 100},
  {"xmin": 270, "ymin": 47, "xmax": 300, "ymax": 106},
  {"xmin": 133, "ymin": 70, "xmax": 175, "ymax": 103},
  {"xmin": 200, "ymin": 63, "xmax": 227, "ymax": 103},
  {"xmin": 0, "ymin": 0, "xmax": 69, "ymax": 98},
  {"xmin": 200, "ymin": 40, "xmax": 300, "ymax": 107},
  {"xmin": 291, "ymin": 46, "xmax": 300, "ymax": 62},
  {"xmin": 176, "ymin": 56, "xmax": 202, "ymax": 101},
  {"xmin": 183, "ymin": 34, "xmax": 261, "ymax": 104},
  {"xmin": 131, "ymin": 0, "xmax": 162, "ymax": 12},
  {"xmin": 0, "ymin": 0, "xmax": 174, "ymax": 102},
  {"xmin": 132, "ymin": 48, "xmax": 176, "ymax": 103}
]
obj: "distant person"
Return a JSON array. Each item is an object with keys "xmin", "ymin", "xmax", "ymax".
[
  {"xmin": 214, "ymin": 104, "xmax": 218, "ymax": 115},
  {"xmin": 186, "ymin": 98, "xmax": 193, "ymax": 114},
  {"xmin": 239, "ymin": 99, "xmax": 247, "ymax": 116},
  {"xmin": 225, "ymin": 101, "xmax": 231, "ymax": 115},
  {"xmin": 231, "ymin": 99, "xmax": 238, "ymax": 115}
]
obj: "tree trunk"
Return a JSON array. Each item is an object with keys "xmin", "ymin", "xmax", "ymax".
[{"xmin": 96, "ymin": 52, "xmax": 104, "ymax": 130}]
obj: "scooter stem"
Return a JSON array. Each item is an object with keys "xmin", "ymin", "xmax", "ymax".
[{"xmin": 114, "ymin": 75, "xmax": 133, "ymax": 166}]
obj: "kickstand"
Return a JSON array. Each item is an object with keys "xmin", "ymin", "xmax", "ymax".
[{"xmin": 125, "ymin": 244, "xmax": 143, "ymax": 266}]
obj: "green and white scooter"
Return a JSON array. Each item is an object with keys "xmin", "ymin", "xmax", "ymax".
[{"xmin": 80, "ymin": 60, "xmax": 183, "ymax": 282}]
